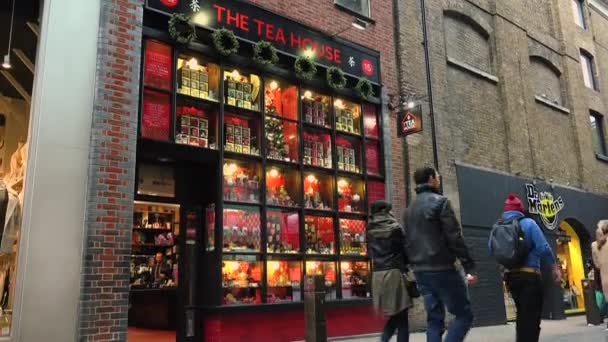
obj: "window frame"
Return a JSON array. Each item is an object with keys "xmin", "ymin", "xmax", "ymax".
[
  {"xmin": 580, "ymin": 50, "xmax": 599, "ymax": 91},
  {"xmin": 572, "ymin": 0, "xmax": 587, "ymax": 29},
  {"xmin": 334, "ymin": 0, "xmax": 372, "ymax": 19},
  {"xmin": 590, "ymin": 111, "xmax": 608, "ymax": 157}
]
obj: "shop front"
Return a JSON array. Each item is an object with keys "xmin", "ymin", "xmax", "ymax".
[
  {"xmin": 130, "ymin": 1, "xmax": 387, "ymax": 340},
  {"xmin": 455, "ymin": 163, "xmax": 608, "ymax": 325}
]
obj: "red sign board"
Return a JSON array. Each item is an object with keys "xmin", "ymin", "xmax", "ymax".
[
  {"xmin": 142, "ymin": 89, "xmax": 171, "ymax": 141},
  {"xmin": 144, "ymin": 40, "xmax": 172, "ymax": 91},
  {"xmin": 397, "ymin": 106, "xmax": 423, "ymax": 137}
]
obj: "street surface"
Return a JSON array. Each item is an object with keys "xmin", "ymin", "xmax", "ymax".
[{"xmin": 339, "ymin": 316, "xmax": 606, "ymax": 342}]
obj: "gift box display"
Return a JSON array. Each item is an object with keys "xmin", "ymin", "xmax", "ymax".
[
  {"xmin": 336, "ymin": 137, "xmax": 360, "ymax": 174},
  {"xmin": 175, "ymin": 105, "xmax": 216, "ymax": 149},
  {"xmin": 340, "ymin": 261, "xmax": 370, "ymax": 299},
  {"xmin": 303, "ymin": 174, "xmax": 332, "ymax": 210},
  {"xmin": 303, "ymin": 132, "xmax": 332, "ymax": 169},
  {"xmin": 224, "ymin": 118, "xmax": 259, "ymax": 156},
  {"xmin": 339, "ymin": 218, "xmax": 366, "ymax": 255},
  {"xmin": 334, "ymin": 99, "xmax": 361, "ymax": 135},
  {"xmin": 223, "ymin": 161, "xmax": 260, "ymax": 203},
  {"xmin": 266, "ymin": 260, "xmax": 302, "ymax": 303},
  {"xmin": 305, "ymin": 216, "xmax": 335, "ymax": 254},
  {"xmin": 302, "ymin": 95, "xmax": 330, "ymax": 128},
  {"xmin": 265, "ymin": 80, "xmax": 297, "ymax": 120},
  {"xmin": 222, "ymin": 260, "xmax": 263, "ymax": 305},
  {"xmin": 267, "ymin": 211, "xmax": 300, "ymax": 253},
  {"xmin": 223, "ymin": 206, "xmax": 261, "ymax": 252},
  {"xmin": 305, "ymin": 261, "xmax": 337, "ymax": 300},
  {"xmin": 337, "ymin": 178, "xmax": 364, "ymax": 213},
  {"xmin": 225, "ymin": 75, "xmax": 255, "ymax": 110},
  {"xmin": 177, "ymin": 57, "xmax": 218, "ymax": 101}
]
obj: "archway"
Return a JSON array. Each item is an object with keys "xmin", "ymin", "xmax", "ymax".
[{"xmin": 555, "ymin": 219, "xmax": 591, "ymax": 314}]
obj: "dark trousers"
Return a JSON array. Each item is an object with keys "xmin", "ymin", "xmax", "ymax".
[
  {"xmin": 506, "ymin": 272, "xmax": 543, "ymax": 342},
  {"xmin": 382, "ymin": 309, "xmax": 409, "ymax": 342},
  {"xmin": 415, "ymin": 270, "xmax": 474, "ymax": 342}
]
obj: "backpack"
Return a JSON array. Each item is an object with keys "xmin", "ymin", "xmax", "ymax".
[{"xmin": 489, "ymin": 218, "xmax": 531, "ymax": 269}]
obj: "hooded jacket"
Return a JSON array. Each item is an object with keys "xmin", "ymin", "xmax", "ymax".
[{"xmin": 366, "ymin": 210, "xmax": 407, "ymax": 272}]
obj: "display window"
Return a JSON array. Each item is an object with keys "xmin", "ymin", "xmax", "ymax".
[
  {"xmin": 339, "ymin": 218, "xmax": 366, "ymax": 255},
  {"xmin": 141, "ymin": 89, "xmax": 171, "ymax": 141},
  {"xmin": 267, "ymin": 210, "xmax": 300, "ymax": 254},
  {"xmin": 303, "ymin": 131, "xmax": 332, "ymax": 169},
  {"xmin": 301, "ymin": 89, "xmax": 331, "ymax": 129},
  {"xmin": 131, "ymin": 202, "xmax": 180, "ymax": 289},
  {"xmin": 336, "ymin": 136, "xmax": 362, "ymax": 174},
  {"xmin": 305, "ymin": 261, "xmax": 337, "ymax": 300},
  {"xmin": 224, "ymin": 68, "xmax": 262, "ymax": 112},
  {"xmin": 303, "ymin": 172, "xmax": 334, "ymax": 210},
  {"xmin": 367, "ymin": 181, "xmax": 386, "ymax": 211},
  {"xmin": 556, "ymin": 222, "xmax": 586, "ymax": 313},
  {"xmin": 266, "ymin": 260, "xmax": 302, "ymax": 303},
  {"xmin": 144, "ymin": 39, "xmax": 172, "ymax": 91},
  {"xmin": 176, "ymin": 53, "xmax": 220, "ymax": 102},
  {"xmin": 175, "ymin": 99, "xmax": 218, "ymax": 149},
  {"xmin": 266, "ymin": 166, "xmax": 300, "ymax": 207},
  {"xmin": 334, "ymin": 98, "xmax": 362, "ymax": 135},
  {"xmin": 137, "ymin": 163, "xmax": 175, "ymax": 198},
  {"xmin": 222, "ymin": 257, "xmax": 263, "ymax": 305},
  {"xmin": 264, "ymin": 78, "xmax": 298, "ymax": 121},
  {"xmin": 304, "ymin": 215, "xmax": 335, "ymax": 255},
  {"xmin": 224, "ymin": 113, "xmax": 261, "ymax": 156},
  {"xmin": 265, "ymin": 117, "xmax": 299, "ymax": 163},
  {"xmin": 337, "ymin": 177, "xmax": 365, "ymax": 213},
  {"xmin": 223, "ymin": 159, "xmax": 262, "ymax": 204},
  {"xmin": 363, "ymin": 103, "xmax": 379, "ymax": 139},
  {"xmin": 222, "ymin": 205, "xmax": 261, "ymax": 253},
  {"xmin": 340, "ymin": 261, "xmax": 370, "ymax": 299},
  {"xmin": 365, "ymin": 140, "xmax": 381, "ymax": 176}
]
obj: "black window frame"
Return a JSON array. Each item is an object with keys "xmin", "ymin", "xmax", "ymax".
[
  {"xmin": 334, "ymin": 0, "xmax": 372, "ymax": 20},
  {"xmin": 572, "ymin": 0, "xmax": 587, "ymax": 29},
  {"xmin": 580, "ymin": 49, "xmax": 599, "ymax": 91},
  {"xmin": 590, "ymin": 111, "xmax": 607, "ymax": 157}
]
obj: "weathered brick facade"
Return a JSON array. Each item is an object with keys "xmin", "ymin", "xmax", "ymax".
[
  {"xmin": 78, "ymin": 0, "xmax": 144, "ymax": 340},
  {"xmin": 397, "ymin": 0, "xmax": 608, "ymax": 327}
]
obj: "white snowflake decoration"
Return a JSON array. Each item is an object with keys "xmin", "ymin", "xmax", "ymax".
[
  {"xmin": 190, "ymin": 0, "xmax": 201, "ymax": 12},
  {"xmin": 348, "ymin": 56, "xmax": 356, "ymax": 68}
]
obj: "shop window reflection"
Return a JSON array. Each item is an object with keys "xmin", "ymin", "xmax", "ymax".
[
  {"xmin": 224, "ymin": 68, "xmax": 261, "ymax": 111},
  {"xmin": 222, "ymin": 205, "xmax": 261, "ymax": 253},
  {"xmin": 340, "ymin": 261, "xmax": 370, "ymax": 299},
  {"xmin": 363, "ymin": 103, "xmax": 379, "ymax": 139},
  {"xmin": 266, "ymin": 260, "xmax": 302, "ymax": 303},
  {"xmin": 222, "ymin": 257, "xmax": 263, "ymax": 305},
  {"xmin": 265, "ymin": 78, "xmax": 298, "ymax": 120},
  {"xmin": 306, "ymin": 261, "xmax": 337, "ymax": 300},
  {"xmin": 365, "ymin": 140, "xmax": 381, "ymax": 176}
]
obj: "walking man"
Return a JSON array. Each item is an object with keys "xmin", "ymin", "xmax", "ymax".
[
  {"xmin": 403, "ymin": 167, "xmax": 477, "ymax": 342},
  {"xmin": 493, "ymin": 193, "xmax": 560, "ymax": 342}
]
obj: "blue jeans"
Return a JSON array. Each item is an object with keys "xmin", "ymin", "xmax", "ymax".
[{"xmin": 415, "ymin": 270, "xmax": 474, "ymax": 342}]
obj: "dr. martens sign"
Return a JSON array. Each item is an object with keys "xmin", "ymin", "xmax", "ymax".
[
  {"xmin": 525, "ymin": 183, "xmax": 565, "ymax": 231},
  {"xmin": 147, "ymin": 0, "xmax": 380, "ymax": 82}
]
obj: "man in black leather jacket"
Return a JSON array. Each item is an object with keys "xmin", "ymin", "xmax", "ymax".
[
  {"xmin": 367, "ymin": 200, "xmax": 411, "ymax": 342},
  {"xmin": 403, "ymin": 167, "xmax": 477, "ymax": 342}
]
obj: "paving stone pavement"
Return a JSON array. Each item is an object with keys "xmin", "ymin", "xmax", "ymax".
[{"xmin": 339, "ymin": 316, "xmax": 608, "ymax": 342}]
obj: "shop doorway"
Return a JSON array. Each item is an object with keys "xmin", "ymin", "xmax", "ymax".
[{"xmin": 555, "ymin": 219, "xmax": 591, "ymax": 314}]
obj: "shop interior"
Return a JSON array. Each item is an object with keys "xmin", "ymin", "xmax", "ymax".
[
  {"xmin": 555, "ymin": 220, "xmax": 587, "ymax": 314},
  {"xmin": 0, "ymin": 0, "xmax": 41, "ymax": 337}
]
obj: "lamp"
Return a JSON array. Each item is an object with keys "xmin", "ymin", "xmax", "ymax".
[{"xmin": 3, "ymin": 0, "xmax": 15, "ymax": 69}]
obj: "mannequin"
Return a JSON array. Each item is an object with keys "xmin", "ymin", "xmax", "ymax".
[{"xmin": 0, "ymin": 143, "xmax": 25, "ymax": 253}]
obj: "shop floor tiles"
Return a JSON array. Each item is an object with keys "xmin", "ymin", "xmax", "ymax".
[{"xmin": 128, "ymin": 327, "xmax": 175, "ymax": 342}]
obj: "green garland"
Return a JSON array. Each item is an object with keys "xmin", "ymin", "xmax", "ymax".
[
  {"xmin": 253, "ymin": 41, "xmax": 279, "ymax": 67},
  {"xmin": 168, "ymin": 13, "xmax": 196, "ymax": 45},
  {"xmin": 294, "ymin": 56, "xmax": 317, "ymax": 80},
  {"xmin": 212, "ymin": 28, "xmax": 239, "ymax": 56},
  {"xmin": 355, "ymin": 77, "xmax": 373, "ymax": 99},
  {"xmin": 326, "ymin": 67, "xmax": 347, "ymax": 90}
]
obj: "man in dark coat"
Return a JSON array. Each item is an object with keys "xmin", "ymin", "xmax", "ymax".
[{"xmin": 403, "ymin": 167, "xmax": 477, "ymax": 342}]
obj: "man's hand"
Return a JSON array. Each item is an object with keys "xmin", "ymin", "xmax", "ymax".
[
  {"xmin": 552, "ymin": 264, "xmax": 562, "ymax": 283},
  {"xmin": 466, "ymin": 274, "xmax": 478, "ymax": 286}
]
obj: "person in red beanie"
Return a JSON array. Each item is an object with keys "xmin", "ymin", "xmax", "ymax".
[{"xmin": 493, "ymin": 193, "xmax": 560, "ymax": 342}]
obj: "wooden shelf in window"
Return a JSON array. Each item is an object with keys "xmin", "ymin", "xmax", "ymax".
[
  {"xmin": 267, "ymin": 204, "xmax": 302, "ymax": 211},
  {"xmin": 303, "ymin": 122, "xmax": 332, "ymax": 133},
  {"xmin": 338, "ymin": 254, "xmax": 368, "ymax": 260},
  {"xmin": 337, "ymin": 170, "xmax": 364, "ymax": 178},
  {"xmin": 302, "ymin": 164, "xmax": 334, "ymax": 174},
  {"xmin": 224, "ymin": 104, "xmax": 262, "ymax": 119},
  {"xmin": 366, "ymin": 174, "xmax": 385, "ymax": 182},
  {"xmin": 266, "ymin": 158, "xmax": 301, "ymax": 168},
  {"xmin": 338, "ymin": 212, "xmax": 367, "ymax": 220},
  {"xmin": 223, "ymin": 200, "xmax": 262, "ymax": 208},
  {"xmin": 132, "ymin": 243, "xmax": 174, "ymax": 248},
  {"xmin": 336, "ymin": 130, "xmax": 363, "ymax": 140},
  {"xmin": 303, "ymin": 208, "xmax": 335, "ymax": 216},
  {"xmin": 177, "ymin": 92, "xmax": 220, "ymax": 106},
  {"xmin": 143, "ymin": 84, "xmax": 172, "ymax": 95},
  {"xmin": 223, "ymin": 151, "xmax": 262, "ymax": 162},
  {"xmin": 133, "ymin": 228, "xmax": 173, "ymax": 233},
  {"xmin": 265, "ymin": 112, "xmax": 298, "ymax": 123}
]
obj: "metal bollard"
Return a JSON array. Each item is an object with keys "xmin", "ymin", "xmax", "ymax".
[
  {"xmin": 304, "ymin": 275, "xmax": 327, "ymax": 342},
  {"xmin": 582, "ymin": 279, "xmax": 602, "ymax": 326}
]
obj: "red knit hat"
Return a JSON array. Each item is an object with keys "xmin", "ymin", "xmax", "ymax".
[{"xmin": 504, "ymin": 193, "xmax": 525, "ymax": 212}]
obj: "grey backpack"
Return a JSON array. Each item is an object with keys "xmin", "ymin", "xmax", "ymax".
[{"xmin": 489, "ymin": 218, "xmax": 531, "ymax": 269}]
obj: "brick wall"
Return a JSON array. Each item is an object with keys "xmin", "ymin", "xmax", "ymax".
[
  {"xmin": 78, "ymin": 0, "xmax": 143, "ymax": 341},
  {"xmin": 444, "ymin": 14, "xmax": 492, "ymax": 73},
  {"xmin": 530, "ymin": 57, "xmax": 563, "ymax": 105}
]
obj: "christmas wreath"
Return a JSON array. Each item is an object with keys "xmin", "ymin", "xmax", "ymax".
[
  {"xmin": 212, "ymin": 28, "xmax": 239, "ymax": 56},
  {"xmin": 253, "ymin": 41, "xmax": 279, "ymax": 67},
  {"xmin": 168, "ymin": 13, "xmax": 196, "ymax": 45},
  {"xmin": 294, "ymin": 56, "xmax": 317, "ymax": 80},
  {"xmin": 355, "ymin": 77, "xmax": 373, "ymax": 99},
  {"xmin": 326, "ymin": 66, "xmax": 347, "ymax": 90}
]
